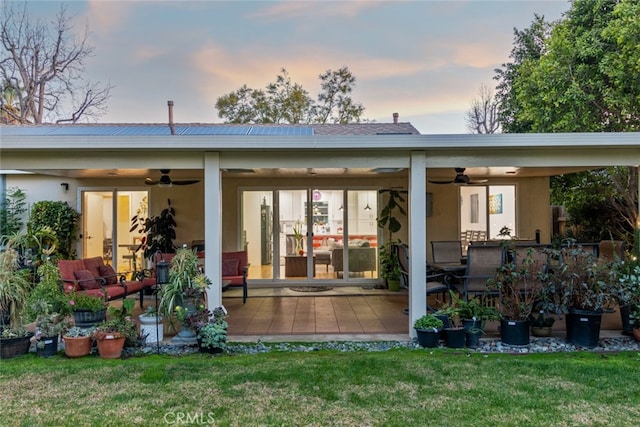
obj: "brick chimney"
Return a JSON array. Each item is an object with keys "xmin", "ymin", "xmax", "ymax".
[
  {"xmin": 168, "ymin": 100, "xmax": 175, "ymax": 135},
  {"xmin": 393, "ymin": 112, "xmax": 399, "ymax": 124}
]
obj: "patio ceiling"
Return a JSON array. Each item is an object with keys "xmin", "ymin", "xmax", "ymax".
[{"xmin": 18, "ymin": 166, "xmax": 598, "ymax": 180}]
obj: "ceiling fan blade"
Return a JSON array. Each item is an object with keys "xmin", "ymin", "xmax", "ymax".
[
  {"xmin": 468, "ymin": 179, "xmax": 488, "ymax": 185},
  {"xmin": 145, "ymin": 178, "xmax": 158, "ymax": 186},
  {"xmin": 428, "ymin": 179, "xmax": 455, "ymax": 184},
  {"xmin": 172, "ymin": 180, "xmax": 200, "ymax": 186}
]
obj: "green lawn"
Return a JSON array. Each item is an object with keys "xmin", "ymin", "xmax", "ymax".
[{"xmin": 1, "ymin": 349, "xmax": 639, "ymax": 426}]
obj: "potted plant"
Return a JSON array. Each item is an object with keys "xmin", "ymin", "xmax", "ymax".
[
  {"xmin": 158, "ymin": 247, "xmax": 211, "ymax": 345},
  {"xmin": 28, "ymin": 300, "xmax": 64, "ymax": 357},
  {"xmin": 24, "ymin": 259, "xmax": 71, "ymax": 322},
  {"xmin": 436, "ymin": 296, "xmax": 466, "ymax": 349},
  {"xmin": 67, "ymin": 288, "xmax": 108, "ymax": 328},
  {"xmin": 611, "ymin": 256, "xmax": 640, "ymax": 337},
  {"xmin": 453, "ymin": 293, "xmax": 500, "ymax": 348},
  {"xmin": 138, "ymin": 306, "xmax": 164, "ymax": 345},
  {"xmin": 92, "ymin": 300, "xmax": 138, "ymax": 359},
  {"xmin": 377, "ymin": 188, "xmax": 407, "ymax": 291},
  {"xmin": 379, "ymin": 241, "xmax": 402, "ymax": 291},
  {"xmin": 541, "ymin": 246, "xmax": 617, "ymax": 347},
  {"xmin": 0, "ymin": 326, "xmax": 33, "ymax": 359},
  {"xmin": 130, "ymin": 198, "xmax": 176, "ymax": 261},
  {"xmin": 62, "ymin": 325, "xmax": 95, "ymax": 358},
  {"xmin": 0, "ymin": 236, "xmax": 32, "ymax": 331},
  {"xmin": 528, "ymin": 310, "xmax": 556, "ymax": 337},
  {"xmin": 488, "ymin": 241, "xmax": 547, "ymax": 345},
  {"xmin": 413, "ymin": 314, "xmax": 443, "ymax": 348},
  {"xmin": 195, "ymin": 306, "xmax": 228, "ymax": 354}
]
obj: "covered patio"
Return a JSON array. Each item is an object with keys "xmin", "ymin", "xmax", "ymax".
[{"xmin": 2, "ymin": 125, "xmax": 639, "ymax": 339}]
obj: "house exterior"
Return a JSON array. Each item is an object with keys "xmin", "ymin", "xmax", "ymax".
[{"xmin": 1, "ymin": 123, "xmax": 639, "ymax": 337}]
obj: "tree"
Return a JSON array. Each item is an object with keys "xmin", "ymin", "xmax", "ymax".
[
  {"xmin": 494, "ymin": 14, "xmax": 555, "ymax": 133},
  {"xmin": 465, "ymin": 84, "xmax": 500, "ymax": 134},
  {"xmin": 314, "ymin": 67, "xmax": 365, "ymax": 124},
  {"xmin": 495, "ymin": 0, "xmax": 639, "ymax": 245},
  {"xmin": 215, "ymin": 66, "xmax": 365, "ymax": 124},
  {"xmin": 0, "ymin": 2, "xmax": 112, "ymax": 124}
]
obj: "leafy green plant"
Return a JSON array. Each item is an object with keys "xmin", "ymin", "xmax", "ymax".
[
  {"xmin": 0, "ymin": 186, "xmax": 26, "ymax": 237},
  {"xmin": 62, "ymin": 326, "xmax": 94, "ymax": 338},
  {"xmin": 158, "ymin": 247, "xmax": 211, "ymax": 326},
  {"xmin": 30, "ymin": 301, "xmax": 63, "ymax": 348},
  {"xmin": 413, "ymin": 314, "xmax": 443, "ymax": 331},
  {"xmin": 377, "ymin": 189, "xmax": 407, "ymax": 286},
  {"xmin": 67, "ymin": 290, "xmax": 108, "ymax": 313},
  {"xmin": 541, "ymin": 246, "xmax": 617, "ymax": 313},
  {"xmin": 130, "ymin": 198, "xmax": 176, "ymax": 260},
  {"xmin": 196, "ymin": 306, "xmax": 228, "ymax": 351},
  {"xmin": 454, "ymin": 294, "xmax": 501, "ymax": 322},
  {"xmin": 0, "ymin": 241, "xmax": 32, "ymax": 327},
  {"xmin": 28, "ymin": 201, "xmax": 79, "ymax": 259},
  {"xmin": 24, "ymin": 260, "xmax": 70, "ymax": 321},
  {"xmin": 487, "ymin": 243, "xmax": 547, "ymax": 321},
  {"xmin": 95, "ymin": 299, "xmax": 140, "ymax": 347}
]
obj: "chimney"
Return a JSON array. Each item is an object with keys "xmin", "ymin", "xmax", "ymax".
[
  {"xmin": 168, "ymin": 100, "xmax": 175, "ymax": 135},
  {"xmin": 392, "ymin": 112, "xmax": 399, "ymax": 124}
]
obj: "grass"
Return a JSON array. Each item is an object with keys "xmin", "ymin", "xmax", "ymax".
[{"xmin": 1, "ymin": 349, "xmax": 640, "ymax": 426}]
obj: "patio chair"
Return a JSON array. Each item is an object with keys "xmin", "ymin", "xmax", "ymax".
[
  {"xmin": 598, "ymin": 240, "xmax": 625, "ymax": 261},
  {"xmin": 430, "ymin": 240, "xmax": 463, "ymax": 264},
  {"xmin": 396, "ymin": 244, "xmax": 450, "ymax": 312},
  {"xmin": 454, "ymin": 245, "xmax": 504, "ymax": 300}
]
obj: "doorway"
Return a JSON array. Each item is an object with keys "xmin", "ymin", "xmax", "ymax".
[
  {"xmin": 81, "ymin": 190, "xmax": 148, "ymax": 277},
  {"xmin": 242, "ymin": 188, "xmax": 379, "ymax": 283},
  {"xmin": 459, "ymin": 185, "xmax": 516, "ymax": 251}
]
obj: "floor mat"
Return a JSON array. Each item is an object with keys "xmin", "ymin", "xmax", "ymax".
[{"xmin": 289, "ymin": 286, "xmax": 334, "ymax": 292}]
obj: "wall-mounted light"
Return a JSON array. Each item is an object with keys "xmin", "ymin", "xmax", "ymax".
[{"xmin": 60, "ymin": 183, "xmax": 69, "ymax": 191}]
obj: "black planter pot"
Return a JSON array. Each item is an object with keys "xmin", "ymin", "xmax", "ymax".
[
  {"xmin": 436, "ymin": 315, "xmax": 451, "ymax": 340},
  {"xmin": 566, "ymin": 309, "xmax": 602, "ymax": 348},
  {"xmin": 73, "ymin": 309, "xmax": 107, "ymax": 328},
  {"xmin": 444, "ymin": 327, "xmax": 466, "ymax": 348},
  {"xmin": 36, "ymin": 335, "xmax": 59, "ymax": 357},
  {"xmin": 619, "ymin": 305, "xmax": 633, "ymax": 336},
  {"xmin": 465, "ymin": 330, "xmax": 483, "ymax": 348},
  {"xmin": 463, "ymin": 318, "xmax": 483, "ymax": 332},
  {"xmin": 0, "ymin": 333, "xmax": 33, "ymax": 359},
  {"xmin": 500, "ymin": 319, "xmax": 530, "ymax": 346},
  {"xmin": 415, "ymin": 328, "xmax": 440, "ymax": 348}
]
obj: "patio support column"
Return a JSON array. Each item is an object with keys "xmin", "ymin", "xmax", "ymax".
[
  {"xmin": 408, "ymin": 151, "xmax": 427, "ymax": 338},
  {"xmin": 204, "ymin": 152, "xmax": 222, "ymax": 309}
]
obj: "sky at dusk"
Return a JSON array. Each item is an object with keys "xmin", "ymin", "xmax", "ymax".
[{"xmin": 24, "ymin": 0, "xmax": 571, "ymax": 134}]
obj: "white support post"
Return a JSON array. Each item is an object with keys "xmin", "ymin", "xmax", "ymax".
[
  {"xmin": 408, "ymin": 151, "xmax": 427, "ymax": 338},
  {"xmin": 204, "ymin": 152, "xmax": 222, "ymax": 309}
]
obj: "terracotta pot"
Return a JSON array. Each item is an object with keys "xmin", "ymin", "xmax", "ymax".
[
  {"xmin": 531, "ymin": 326, "xmax": 553, "ymax": 337},
  {"xmin": 96, "ymin": 335, "xmax": 125, "ymax": 359},
  {"xmin": 632, "ymin": 328, "xmax": 640, "ymax": 342},
  {"xmin": 63, "ymin": 335, "xmax": 93, "ymax": 358}
]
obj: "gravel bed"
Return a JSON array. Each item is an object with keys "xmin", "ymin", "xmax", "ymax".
[{"xmin": 127, "ymin": 335, "xmax": 640, "ymax": 357}]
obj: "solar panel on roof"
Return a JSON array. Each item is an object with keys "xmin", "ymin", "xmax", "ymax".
[
  {"xmin": 181, "ymin": 126, "xmax": 252, "ymax": 135},
  {"xmin": 248, "ymin": 127, "xmax": 313, "ymax": 136},
  {"xmin": 1, "ymin": 124, "xmax": 314, "ymax": 137}
]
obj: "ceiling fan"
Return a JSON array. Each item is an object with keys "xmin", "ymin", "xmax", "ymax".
[
  {"xmin": 145, "ymin": 169, "xmax": 200, "ymax": 187},
  {"xmin": 428, "ymin": 168, "xmax": 488, "ymax": 185}
]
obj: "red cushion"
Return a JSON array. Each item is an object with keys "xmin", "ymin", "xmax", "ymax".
[
  {"xmin": 83, "ymin": 257, "xmax": 104, "ymax": 278},
  {"xmin": 99, "ymin": 264, "xmax": 118, "ymax": 285},
  {"xmin": 222, "ymin": 259, "xmax": 239, "ymax": 276},
  {"xmin": 123, "ymin": 280, "xmax": 144, "ymax": 293},
  {"xmin": 74, "ymin": 270, "xmax": 101, "ymax": 290},
  {"xmin": 58, "ymin": 259, "xmax": 86, "ymax": 290}
]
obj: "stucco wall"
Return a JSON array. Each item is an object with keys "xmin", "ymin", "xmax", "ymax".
[{"xmin": 6, "ymin": 173, "xmax": 550, "ymax": 262}]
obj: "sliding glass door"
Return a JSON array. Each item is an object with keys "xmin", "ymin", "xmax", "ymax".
[
  {"xmin": 242, "ymin": 188, "xmax": 378, "ymax": 283},
  {"xmin": 81, "ymin": 189, "xmax": 148, "ymax": 277}
]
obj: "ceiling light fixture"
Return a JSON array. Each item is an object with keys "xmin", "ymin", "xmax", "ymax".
[{"xmin": 364, "ymin": 191, "xmax": 372, "ymax": 211}]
